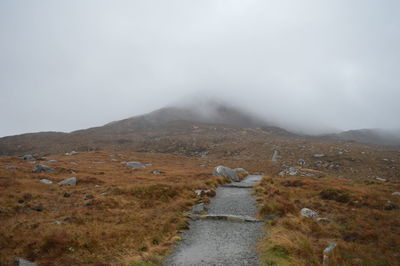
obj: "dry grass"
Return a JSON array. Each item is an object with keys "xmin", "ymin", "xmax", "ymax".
[
  {"xmin": 0, "ymin": 151, "xmax": 224, "ymax": 265},
  {"xmin": 255, "ymin": 173, "xmax": 400, "ymax": 265}
]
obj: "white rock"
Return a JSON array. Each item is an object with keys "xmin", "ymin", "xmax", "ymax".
[
  {"xmin": 58, "ymin": 177, "xmax": 77, "ymax": 186},
  {"xmin": 300, "ymin": 208, "xmax": 319, "ymax": 218},
  {"xmin": 39, "ymin": 179, "xmax": 53, "ymax": 184}
]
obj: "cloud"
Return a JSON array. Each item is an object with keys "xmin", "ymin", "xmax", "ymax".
[{"xmin": 1, "ymin": 0, "xmax": 399, "ymax": 136}]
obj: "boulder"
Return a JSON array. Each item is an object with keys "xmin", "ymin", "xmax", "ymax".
[
  {"xmin": 323, "ymin": 242, "xmax": 337, "ymax": 264},
  {"xmin": 15, "ymin": 257, "xmax": 37, "ymax": 266},
  {"xmin": 213, "ymin": 165, "xmax": 239, "ymax": 181},
  {"xmin": 125, "ymin": 161, "xmax": 145, "ymax": 168},
  {"xmin": 58, "ymin": 177, "xmax": 77, "ymax": 186},
  {"xmin": 233, "ymin": 168, "xmax": 249, "ymax": 179},
  {"xmin": 22, "ymin": 155, "xmax": 35, "ymax": 160},
  {"xmin": 39, "ymin": 179, "xmax": 53, "ymax": 184},
  {"xmin": 300, "ymin": 208, "xmax": 318, "ymax": 218},
  {"xmin": 65, "ymin": 151, "xmax": 78, "ymax": 156},
  {"xmin": 32, "ymin": 164, "xmax": 54, "ymax": 173}
]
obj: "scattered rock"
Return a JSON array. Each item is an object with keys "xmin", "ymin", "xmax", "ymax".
[
  {"xmin": 63, "ymin": 192, "xmax": 71, "ymax": 198},
  {"xmin": 375, "ymin": 177, "xmax": 387, "ymax": 182},
  {"xmin": 392, "ymin": 192, "xmax": 400, "ymax": 196},
  {"xmin": 298, "ymin": 159, "xmax": 305, "ymax": 167},
  {"xmin": 152, "ymin": 170, "xmax": 161, "ymax": 175},
  {"xmin": 22, "ymin": 155, "xmax": 35, "ymax": 160},
  {"xmin": 39, "ymin": 179, "xmax": 53, "ymax": 184},
  {"xmin": 125, "ymin": 161, "xmax": 145, "ymax": 168},
  {"xmin": 84, "ymin": 194, "xmax": 94, "ymax": 200},
  {"xmin": 192, "ymin": 203, "xmax": 207, "ymax": 214},
  {"xmin": 54, "ymin": 221, "xmax": 63, "ymax": 225},
  {"xmin": 47, "ymin": 160, "xmax": 58, "ymax": 163},
  {"xmin": 5, "ymin": 166, "xmax": 16, "ymax": 170},
  {"xmin": 313, "ymin": 154, "xmax": 326, "ymax": 158},
  {"xmin": 15, "ymin": 257, "xmax": 37, "ymax": 266},
  {"xmin": 30, "ymin": 205, "xmax": 43, "ymax": 212},
  {"xmin": 65, "ymin": 151, "xmax": 78, "ymax": 156},
  {"xmin": 213, "ymin": 165, "xmax": 240, "ymax": 181},
  {"xmin": 194, "ymin": 190, "xmax": 215, "ymax": 197},
  {"xmin": 279, "ymin": 166, "xmax": 298, "ymax": 176},
  {"xmin": 32, "ymin": 164, "xmax": 54, "ymax": 173},
  {"xmin": 300, "ymin": 208, "xmax": 318, "ymax": 218},
  {"xmin": 58, "ymin": 177, "xmax": 77, "ymax": 186},
  {"xmin": 323, "ymin": 242, "xmax": 337, "ymax": 265}
]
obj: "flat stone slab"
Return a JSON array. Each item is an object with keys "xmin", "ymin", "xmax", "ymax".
[{"xmin": 197, "ymin": 214, "xmax": 263, "ymax": 222}]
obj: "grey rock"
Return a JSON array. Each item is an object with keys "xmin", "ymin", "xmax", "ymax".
[
  {"xmin": 47, "ymin": 160, "xmax": 58, "ymax": 163},
  {"xmin": 233, "ymin": 168, "xmax": 249, "ymax": 178},
  {"xmin": 298, "ymin": 159, "xmax": 306, "ymax": 167},
  {"xmin": 213, "ymin": 165, "xmax": 239, "ymax": 181},
  {"xmin": 32, "ymin": 164, "xmax": 54, "ymax": 173},
  {"xmin": 125, "ymin": 161, "xmax": 145, "ymax": 168},
  {"xmin": 313, "ymin": 154, "xmax": 326, "ymax": 158},
  {"xmin": 65, "ymin": 151, "xmax": 78, "ymax": 156},
  {"xmin": 54, "ymin": 221, "xmax": 63, "ymax": 225},
  {"xmin": 323, "ymin": 242, "xmax": 337, "ymax": 264},
  {"xmin": 152, "ymin": 170, "xmax": 161, "ymax": 175},
  {"xmin": 15, "ymin": 257, "xmax": 37, "ymax": 266},
  {"xmin": 392, "ymin": 192, "xmax": 400, "ymax": 196},
  {"xmin": 376, "ymin": 177, "xmax": 387, "ymax": 182},
  {"xmin": 324, "ymin": 242, "xmax": 337, "ymax": 253},
  {"xmin": 22, "ymin": 155, "xmax": 35, "ymax": 160},
  {"xmin": 5, "ymin": 166, "xmax": 17, "ymax": 170},
  {"xmin": 58, "ymin": 177, "xmax": 77, "ymax": 186},
  {"xmin": 39, "ymin": 179, "xmax": 53, "ymax": 184},
  {"xmin": 195, "ymin": 189, "xmax": 211, "ymax": 196},
  {"xmin": 192, "ymin": 203, "xmax": 207, "ymax": 214},
  {"xmin": 300, "ymin": 208, "xmax": 318, "ymax": 218},
  {"xmin": 279, "ymin": 166, "xmax": 298, "ymax": 176}
]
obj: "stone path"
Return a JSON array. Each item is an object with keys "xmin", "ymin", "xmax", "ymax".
[{"xmin": 164, "ymin": 175, "xmax": 264, "ymax": 266}]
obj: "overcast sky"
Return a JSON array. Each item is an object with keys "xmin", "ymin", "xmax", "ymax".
[{"xmin": 1, "ymin": 0, "xmax": 400, "ymax": 137}]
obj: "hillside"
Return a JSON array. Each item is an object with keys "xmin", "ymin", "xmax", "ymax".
[{"xmin": 0, "ymin": 103, "xmax": 293, "ymax": 156}]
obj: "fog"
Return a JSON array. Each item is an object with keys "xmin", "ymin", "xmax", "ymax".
[{"xmin": 1, "ymin": 0, "xmax": 400, "ymax": 137}]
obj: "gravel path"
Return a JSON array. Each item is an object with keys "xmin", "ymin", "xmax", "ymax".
[{"xmin": 163, "ymin": 175, "xmax": 264, "ymax": 266}]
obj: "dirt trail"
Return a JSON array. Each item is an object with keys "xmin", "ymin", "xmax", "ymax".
[{"xmin": 164, "ymin": 175, "xmax": 264, "ymax": 266}]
